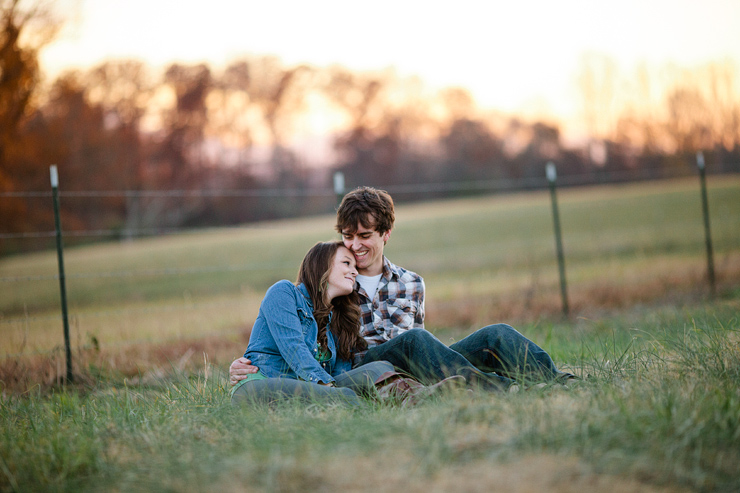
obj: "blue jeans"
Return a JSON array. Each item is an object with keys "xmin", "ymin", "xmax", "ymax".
[
  {"xmin": 360, "ymin": 328, "xmax": 512, "ymax": 391},
  {"xmin": 449, "ymin": 324, "xmax": 562, "ymax": 381},
  {"xmin": 231, "ymin": 360, "xmax": 393, "ymax": 407},
  {"xmin": 360, "ymin": 325, "xmax": 563, "ymax": 390}
]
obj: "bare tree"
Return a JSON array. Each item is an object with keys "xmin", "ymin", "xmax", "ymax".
[
  {"xmin": 84, "ymin": 60, "xmax": 154, "ymax": 236},
  {"xmin": 208, "ymin": 60, "xmax": 255, "ymax": 154},
  {"xmin": 576, "ymin": 53, "xmax": 619, "ymax": 169},
  {"xmin": 323, "ymin": 67, "xmax": 395, "ymax": 185},
  {"xmin": 665, "ymin": 86, "xmax": 712, "ymax": 153},
  {"xmin": 160, "ymin": 63, "xmax": 212, "ymax": 175},
  {"xmin": 438, "ymin": 87, "xmax": 476, "ymax": 126},
  {"xmin": 705, "ymin": 62, "xmax": 740, "ymax": 152}
]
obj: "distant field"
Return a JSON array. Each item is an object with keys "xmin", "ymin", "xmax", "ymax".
[{"xmin": 1, "ymin": 176, "xmax": 739, "ymax": 359}]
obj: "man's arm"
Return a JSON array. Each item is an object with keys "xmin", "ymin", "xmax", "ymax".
[{"xmin": 229, "ymin": 357, "xmax": 259, "ymax": 386}]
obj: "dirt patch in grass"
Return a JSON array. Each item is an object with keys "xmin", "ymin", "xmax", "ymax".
[
  {"xmin": 394, "ymin": 455, "xmax": 689, "ymax": 493},
  {"xmin": 216, "ymin": 453, "xmax": 689, "ymax": 493}
]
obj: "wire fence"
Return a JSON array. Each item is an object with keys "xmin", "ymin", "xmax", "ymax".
[
  {"xmin": 2, "ymin": 164, "xmax": 738, "ymax": 364},
  {"xmin": 0, "ymin": 261, "xmax": 292, "ymax": 284},
  {"xmin": 1, "ymin": 163, "xmax": 732, "ymax": 240}
]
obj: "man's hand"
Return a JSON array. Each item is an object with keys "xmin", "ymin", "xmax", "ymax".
[{"xmin": 229, "ymin": 357, "xmax": 259, "ymax": 386}]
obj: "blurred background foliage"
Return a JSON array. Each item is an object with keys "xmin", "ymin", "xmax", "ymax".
[{"xmin": 2, "ymin": 0, "xmax": 739, "ymax": 256}]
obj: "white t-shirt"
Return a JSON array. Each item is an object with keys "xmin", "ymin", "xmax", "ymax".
[{"xmin": 356, "ymin": 273, "xmax": 382, "ymax": 300}]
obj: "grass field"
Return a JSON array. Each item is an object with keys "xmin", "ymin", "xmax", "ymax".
[
  {"xmin": 1, "ymin": 301, "xmax": 739, "ymax": 492},
  {"xmin": 2, "ymin": 176, "xmax": 738, "ymax": 357},
  {"xmin": 1, "ymin": 176, "xmax": 739, "ymax": 491}
]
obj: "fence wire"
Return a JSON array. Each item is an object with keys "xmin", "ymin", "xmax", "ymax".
[
  {"xmin": 0, "ymin": 298, "xmax": 248, "ymax": 326},
  {"xmin": 1, "ymin": 165, "xmax": 728, "ymax": 240},
  {"xmin": 3, "ymin": 163, "xmax": 732, "ymax": 200},
  {"xmin": 2, "ymin": 170, "xmax": 737, "ymax": 361},
  {"xmin": 0, "ymin": 261, "xmax": 294, "ymax": 283}
]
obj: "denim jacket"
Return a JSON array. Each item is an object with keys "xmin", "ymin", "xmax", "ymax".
[{"xmin": 244, "ymin": 280, "xmax": 352, "ymax": 384}]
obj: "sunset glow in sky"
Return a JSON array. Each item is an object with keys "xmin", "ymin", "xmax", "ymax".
[{"xmin": 42, "ymin": 0, "xmax": 740, "ymax": 136}]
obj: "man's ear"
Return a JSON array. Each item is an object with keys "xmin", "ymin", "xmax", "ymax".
[{"xmin": 383, "ymin": 229, "xmax": 391, "ymax": 244}]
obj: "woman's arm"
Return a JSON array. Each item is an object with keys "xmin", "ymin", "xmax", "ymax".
[{"xmin": 261, "ymin": 281, "xmax": 334, "ymax": 384}]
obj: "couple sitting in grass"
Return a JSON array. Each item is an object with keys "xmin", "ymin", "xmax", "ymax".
[{"xmin": 231, "ymin": 187, "xmax": 574, "ymax": 406}]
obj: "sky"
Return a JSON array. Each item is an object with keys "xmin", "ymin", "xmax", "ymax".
[{"xmin": 40, "ymin": 0, "xmax": 740, "ymax": 137}]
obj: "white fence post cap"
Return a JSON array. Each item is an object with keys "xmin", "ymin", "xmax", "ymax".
[
  {"xmin": 50, "ymin": 165, "xmax": 59, "ymax": 188},
  {"xmin": 696, "ymin": 152, "xmax": 705, "ymax": 170},
  {"xmin": 333, "ymin": 171, "xmax": 345, "ymax": 196},
  {"xmin": 546, "ymin": 162, "xmax": 557, "ymax": 182}
]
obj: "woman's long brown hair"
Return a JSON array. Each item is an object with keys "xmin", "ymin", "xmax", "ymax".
[{"xmin": 296, "ymin": 241, "xmax": 367, "ymax": 361}]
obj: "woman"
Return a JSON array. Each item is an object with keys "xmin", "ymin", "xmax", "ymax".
[{"xmin": 231, "ymin": 241, "xmax": 394, "ymax": 407}]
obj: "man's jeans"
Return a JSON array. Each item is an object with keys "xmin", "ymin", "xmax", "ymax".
[{"xmin": 360, "ymin": 324, "xmax": 562, "ymax": 390}]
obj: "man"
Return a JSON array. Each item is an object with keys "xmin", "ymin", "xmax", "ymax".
[{"xmin": 231, "ymin": 187, "xmax": 573, "ymax": 391}]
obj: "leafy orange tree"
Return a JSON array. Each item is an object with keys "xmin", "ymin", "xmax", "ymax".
[{"xmin": 0, "ymin": 0, "xmax": 60, "ymax": 250}]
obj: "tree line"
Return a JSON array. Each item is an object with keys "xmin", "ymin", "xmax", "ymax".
[{"xmin": 2, "ymin": 1, "xmax": 739, "ymax": 256}]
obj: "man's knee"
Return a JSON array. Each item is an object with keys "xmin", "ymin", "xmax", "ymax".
[
  {"xmin": 398, "ymin": 328, "xmax": 435, "ymax": 345},
  {"xmin": 476, "ymin": 323, "xmax": 520, "ymax": 342},
  {"xmin": 480, "ymin": 323, "xmax": 516, "ymax": 334}
]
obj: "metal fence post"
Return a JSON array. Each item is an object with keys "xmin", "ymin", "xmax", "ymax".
[
  {"xmin": 333, "ymin": 171, "xmax": 345, "ymax": 208},
  {"xmin": 50, "ymin": 165, "xmax": 73, "ymax": 383},
  {"xmin": 696, "ymin": 152, "xmax": 716, "ymax": 297},
  {"xmin": 547, "ymin": 162, "xmax": 569, "ymax": 316}
]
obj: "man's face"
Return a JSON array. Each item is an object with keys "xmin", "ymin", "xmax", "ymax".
[{"xmin": 340, "ymin": 219, "xmax": 390, "ymax": 276}]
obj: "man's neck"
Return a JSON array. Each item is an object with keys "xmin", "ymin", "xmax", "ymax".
[{"xmin": 358, "ymin": 259, "xmax": 384, "ymax": 277}]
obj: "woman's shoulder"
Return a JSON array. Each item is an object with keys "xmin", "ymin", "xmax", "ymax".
[
  {"xmin": 267, "ymin": 279, "xmax": 296, "ymax": 291},
  {"xmin": 259, "ymin": 281, "xmax": 301, "ymax": 314},
  {"xmin": 265, "ymin": 279, "xmax": 298, "ymax": 298}
]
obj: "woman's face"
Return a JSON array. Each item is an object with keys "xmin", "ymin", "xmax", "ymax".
[{"xmin": 325, "ymin": 246, "xmax": 358, "ymax": 300}]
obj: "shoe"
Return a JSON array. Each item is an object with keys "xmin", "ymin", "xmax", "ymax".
[
  {"xmin": 556, "ymin": 372, "xmax": 580, "ymax": 387},
  {"xmin": 402, "ymin": 375, "xmax": 467, "ymax": 406},
  {"xmin": 374, "ymin": 372, "xmax": 466, "ymax": 407}
]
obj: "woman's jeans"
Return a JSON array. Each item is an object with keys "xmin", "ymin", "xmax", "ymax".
[
  {"xmin": 231, "ymin": 360, "xmax": 393, "ymax": 407},
  {"xmin": 360, "ymin": 325, "xmax": 562, "ymax": 390}
]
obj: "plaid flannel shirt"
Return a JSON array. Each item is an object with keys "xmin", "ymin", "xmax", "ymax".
[{"xmin": 353, "ymin": 257, "xmax": 425, "ymax": 366}]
